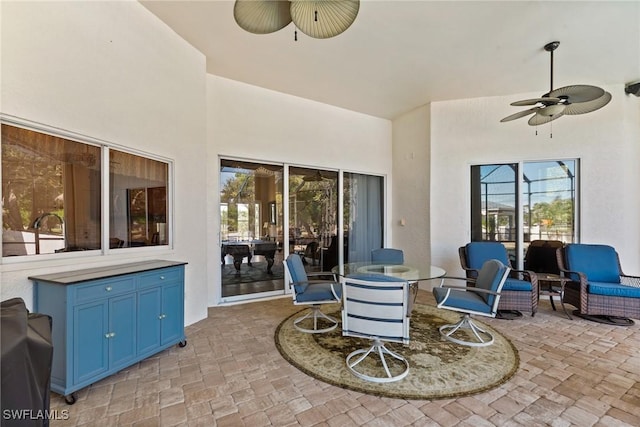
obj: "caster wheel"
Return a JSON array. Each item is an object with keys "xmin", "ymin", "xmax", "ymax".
[
  {"xmin": 64, "ymin": 393, "xmax": 77, "ymax": 405},
  {"xmin": 178, "ymin": 339, "xmax": 187, "ymax": 348}
]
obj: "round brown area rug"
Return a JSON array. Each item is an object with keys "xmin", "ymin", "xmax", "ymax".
[{"xmin": 275, "ymin": 303, "xmax": 519, "ymax": 400}]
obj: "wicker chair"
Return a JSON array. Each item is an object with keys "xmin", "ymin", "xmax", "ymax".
[
  {"xmin": 459, "ymin": 242, "xmax": 538, "ymax": 317},
  {"xmin": 557, "ymin": 244, "xmax": 640, "ymax": 323}
]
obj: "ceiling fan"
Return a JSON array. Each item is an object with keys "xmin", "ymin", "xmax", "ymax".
[{"xmin": 501, "ymin": 41, "xmax": 611, "ymax": 126}]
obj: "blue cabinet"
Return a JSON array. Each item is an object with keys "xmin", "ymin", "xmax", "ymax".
[
  {"xmin": 31, "ymin": 260, "xmax": 187, "ymax": 403},
  {"xmin": 136, "ymin": 268, "xmax": 185, "ymax": 357}
]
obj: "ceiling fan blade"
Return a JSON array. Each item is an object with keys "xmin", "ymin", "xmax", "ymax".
[
  {"xmin": 548, "ymin": 85, "xmax": 605, "ymax": 104},
  {"xmin": 528, "ymin": 111, "xmax": 565, "ymax": 126},
  {"xmin": 500, "ymin": 108, "xmax": 539, "ymax": 122},
  {"xmin": 510, "ymin": 98, "xmax": 561, "ymax": 106},
  {"xmin": 564, "ymin": 91, "xmax": 612, "ymax": 115},
  {"xmin": 234, "ymin": 0, "xmax": 292, "ymax": 34}
]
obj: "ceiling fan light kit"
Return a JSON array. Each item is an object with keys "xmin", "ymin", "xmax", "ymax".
[
  {"xmin": 233, "ymin": 0, "xmax": 360, "ymax": 40},
  {"xmin": 501, "ymin": 41, "xmax": 612, "ymax": 133}
]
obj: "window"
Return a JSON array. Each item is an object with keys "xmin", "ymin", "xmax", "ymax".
[
  {"xmin": 2, "ymin": 124, "xmax": 101, "ymax": 256},
  {"xmin": 2, "ymin": 122, "xmax": 171, "ymax": 258},
  {"xmin": 471, "ymin": 160, "xmax": 578, "ymax": 266},
  {"xmin": 109, "ymin": 150, "xmax": 169, "ymax": 248}
]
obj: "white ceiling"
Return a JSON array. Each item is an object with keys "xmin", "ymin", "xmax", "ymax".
[{"xmin": 141, "ymin": 0, "xmax": 640, "ymax": 120}]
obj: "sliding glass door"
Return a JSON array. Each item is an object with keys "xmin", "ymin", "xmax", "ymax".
[
  {"xmin": 219, "ymin": 160, "xmax": 284, "ymax": 300},
  {"xmin": 344, "ymin": 172, "xmax": 384, "ymax": 263},
  {"xmin": 288, "ymin": 167, "xmax": 338, "ymax": 273},
  {"xmin": 219, "ymin": 158, "xmax": 385, "ymax": 302},
  {"xmin": 470, "ymin": 160, "xmax": 578, "ymax": 267}
]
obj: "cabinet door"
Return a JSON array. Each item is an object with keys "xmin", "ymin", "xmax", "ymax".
[
  {"xmin": 109, "ymin": 294, "xmax": 137, "ymax": 369},
  {"xmin": 74, "ymin": 301, "xmax": 109, "ymax": 384},
  {"xmin": 137, "ymin": 287, "xmax": 162, "ymax": 355},
  {"xmin": 161, "ymin": 282, "xmax": 184, "ymax": 345}
]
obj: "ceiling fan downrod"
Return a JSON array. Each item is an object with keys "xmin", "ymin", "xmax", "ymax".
[{"xmin": 544, "ymin": 41, "xmax": 560, "ymax": 94}]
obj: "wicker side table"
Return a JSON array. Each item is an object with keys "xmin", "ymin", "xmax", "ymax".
[{"xmin": 538, "ymin": 273, "xmax": 572, "ymax": 319}]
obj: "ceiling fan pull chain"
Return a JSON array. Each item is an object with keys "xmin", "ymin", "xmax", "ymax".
[
  {"xmin": 550, "ymin": 120, "xmax": 553, "ymax": 139},
  {"xmin": 315, "ymin": 10, "xmax": 318, "ymax": 22},
  {"xmin": 294, "ymin": 29, "xmax": 298, "ymax": 41}
]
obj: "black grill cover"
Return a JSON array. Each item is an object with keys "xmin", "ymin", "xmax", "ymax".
[{"xmin": 1, "ymin": 298, "xmax": 53, "ymax": 427}]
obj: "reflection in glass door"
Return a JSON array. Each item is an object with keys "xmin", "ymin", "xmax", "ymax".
[
  {"xmin": 219, "ymin": 160, "xmax": 284, "ymax": 300},
  {"xmin": 288, "ymin": 167, "xmax": 338, "ymax": 274}
]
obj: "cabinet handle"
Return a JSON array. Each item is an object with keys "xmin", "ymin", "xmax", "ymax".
[
  {"xmin": 160, "ymin": 276, "xmax": 165, "ymax": 280},
  {"xmin": 105, "ymin": 286, "xmax": 113, "ymax": 292},
  {"xmin": 105, "ymin": 333, "xmax": 110, "ymax": 338},
  {"xmin": 111, "ymin": 332, "xmax": 116, "ymax": 338},
  {"xmin": 105, "ymin": 332, "xmax": 116, "ymax": 338},
  {"xmin": 158, "ymin": 314, "xmax": 166, "ymax": 320}
]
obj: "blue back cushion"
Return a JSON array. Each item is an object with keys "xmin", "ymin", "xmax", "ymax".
[
  {"xmin": 565, "ymin": 244, "xmax": 620, "ymax": 283},
  {"xmin": 475, "ymin": 259, "xmax": 508, "ymax": 307},
  {"xmin": 371, "ymin": 248, "xmax": 404, "ymax": 264},
  {"xmin": 286, "ymin": 254, "xmax": 309, "ymax": 293},
  {"xmin": 465, "ymin": 242, "xmax": 509, "ymax": 269}
]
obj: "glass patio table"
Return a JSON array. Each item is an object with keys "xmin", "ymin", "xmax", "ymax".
[
  {"xmin": 331, "ymin": 262, "xmax": 447, "ymax": 303},
  {"xmin": 332, "ymin": 262, "xmax": 445, "ymax": 281}
]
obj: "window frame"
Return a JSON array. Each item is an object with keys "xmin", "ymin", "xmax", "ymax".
[{"xmin": 1, "ymin": 115, "xmax": 174, "ymax": 263}]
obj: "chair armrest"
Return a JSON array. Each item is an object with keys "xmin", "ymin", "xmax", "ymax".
[
  {"xmin": 292, "ymin": 279, "xmax": 341, "ymax": 301},
  {"xmin": 460, "ymin": 266, "xmax": 480, "ymax": 277},
  {"xmin": 557, "ymin": 267, "xmax": 589, "ymax": 296},
  {"xmin": 621, "ymin": 274, "xmax": 640, "ymax": 288},
  {"xmin": 437, "ymin": 276, "xmax": 476, "ymax": 286},
  {"xmin": 439, "ymin": 284, "xmax": 501, "ymax": 297},
  {"xmin": 508, "ymin": 269, "xmax": 539, "ymax": 291},
  {"xmin": 558, "ymin": 267, "xmax": 587, "ymax": 283},
  {"xmin": 437, "ymin": 282, "xmax": 501, "ymax": 307},
  {"xmin": 307, "ymin": 271, "xmax": 338, "ymax": 281},
  {"xmin": 308, "ymin": 280, "xmax": 342, "ymax": 301}
]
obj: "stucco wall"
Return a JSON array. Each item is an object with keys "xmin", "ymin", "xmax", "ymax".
[
  {"xmin": 206, "ymin": 75, "xmax": 393, "ymax": 305},
  {"xmin": 0, "ymin": 2, "xmax": 394, "ymax": 321},
  {"xmin": 1, "ymin": 1, "xmax": 209, "ymax": 325},
  {"xmin": 429, "ymin": 87, "xmax": 640, "ymax": 278},
  {"xmin": 391, "ymin": 105, "xmax": 431, "ymax": 272}
]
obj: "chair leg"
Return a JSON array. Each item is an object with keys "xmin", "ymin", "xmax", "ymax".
[
  {"xmin": 293, "ymin": 305, "xmax": 338, "ymax": 334},
  {"xmin": 346, "ymin": 338, "xmax": 409, "ymax": 383},
  {"xmin": 439, "ymin": 314, "xmax": 495, "ymax": 347}
]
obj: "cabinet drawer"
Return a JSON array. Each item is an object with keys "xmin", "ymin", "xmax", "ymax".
[
  {"xmin": 138, "ymin": 267, "xmax": 182, "ymax": 289},
  {"xmin": 75, "ymin": 278, "xmax": 136, "ymax": 303}
]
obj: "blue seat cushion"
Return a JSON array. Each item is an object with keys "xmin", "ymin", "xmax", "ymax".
[
  {"xmin": 433, "ymin": 287, "xmax": 492, "ymax": 314},
  {"xmin": 296, "ymin": 282, "xmax": 341, "ymax": 303},
  {"xmin": 587, "ymin": 281, "xmax": 640, "ymax": 298},
  {"xmin": 565, "ymin": 244, "xmax": 621, "ymax": 283},
  {"xmin": 502, "ymin": 278, "xmax": 532, "ymax": 292},
  {"xmin": 465, "ymin": 242, "xmax": 510, "ymax": 269},
  {"xmin": 293, "ymin": 282, "xmax": 309, "ymax": 294}
]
